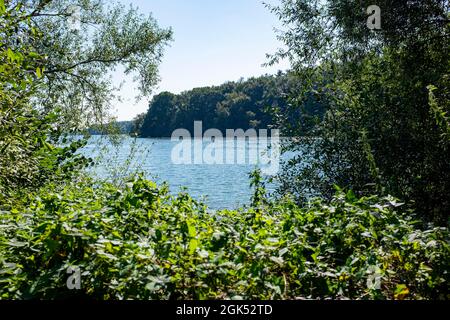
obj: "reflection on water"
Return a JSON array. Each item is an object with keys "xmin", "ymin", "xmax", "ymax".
[{"xmin": 80, "ymin": 136, "xmax": 286, "ymax": 209}]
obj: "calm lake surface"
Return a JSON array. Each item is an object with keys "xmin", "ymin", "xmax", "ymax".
[{"xmin": 81, "ymin": 136, "xmax": 284, "ymax": 209}]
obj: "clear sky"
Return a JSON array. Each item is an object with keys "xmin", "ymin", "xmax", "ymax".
[{"xmin": 112, "ymin": 0, "xmax": 289, "ymax": 121}]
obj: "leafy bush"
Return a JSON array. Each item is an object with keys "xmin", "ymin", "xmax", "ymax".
[
  {"xmin": 1, "ymin": 175, "xmax": 447, "ymax": 300},
  {"xmin": 270, "ymin": 0, "xmax": 450, "ymax": 222}
]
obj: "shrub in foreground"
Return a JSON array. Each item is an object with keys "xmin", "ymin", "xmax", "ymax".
[{"xmin": 0, "ymin": 176, "xmax": 448, "ymax": 299}]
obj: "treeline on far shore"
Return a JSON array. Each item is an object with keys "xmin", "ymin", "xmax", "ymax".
[{"xmin": 129, "ymin": 72, "xmax": 326, "ymax": 137}]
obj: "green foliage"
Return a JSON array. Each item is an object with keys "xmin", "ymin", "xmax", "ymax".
[
  {"xmin": 1, "ymin": 0, "xmax": 448, "ymax": 302},
  {"xmin": 270, "ymin": 0, "xmax": 450, "ymax": 221},
  {"xmin": 428, "ymin": 82, "xmax": 450, "ymax": 140},
  {"xmin": 3, "ymin": 0, "xmax": 172, "ymax": 131},
  {"xmin": 0, "ymin": 175, "xmax": 447, "ymax": 300},
  {"xmin": 130, "ymin": 113, "xmax": 146, "ymax": 137},
  {"xmin": 1, "ymin": 0, "xmax": 170, "ymax": 201},
  {"xmin": 0, "ymin": 3, "xmax": 90, "ymax": 201},
  {"xmin": 138, "ymin": 72, "xmax": 326, "ymax": 137}
]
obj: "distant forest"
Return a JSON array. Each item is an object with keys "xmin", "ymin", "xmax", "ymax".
[{"xmin": 134, "ymin": 72, "xmax": 326, "ymax": 137}]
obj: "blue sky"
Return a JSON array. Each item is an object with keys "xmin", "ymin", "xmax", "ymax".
[{"xmin": 112, "ymin": 0, "xmax": 289, "ymax": 120}]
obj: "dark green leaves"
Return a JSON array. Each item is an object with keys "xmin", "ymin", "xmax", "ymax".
[{"xmin": 1, "ymin": 176, "xmax": 448, "ymax": 300}]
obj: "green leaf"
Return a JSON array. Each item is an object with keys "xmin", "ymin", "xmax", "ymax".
[
  {"xmin": 36, "ymin": 67, "xmax": 42, "ymax": 78},
  {"xmin": 189, "ymin": 239, "xmax": 198, "ymax": 254},
  {"xmin": 0, "ymin": 0, "xmax": 5, "ymax": 14},
  {"xmin": 187, "ymin": 222, "xmax": 196, "ymax": 238},
  {"xmin": 6, "ymin": 48, "xmax": 16, "ymax": 62},
  {"xmin": 394, "ymin": 284, "xmax": 409, "ymax": 300}
]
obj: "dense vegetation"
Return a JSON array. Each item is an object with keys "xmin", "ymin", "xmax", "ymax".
[
  {"xmin": 0, "ymin": 0, "xmax": 172, "ymax": 198},
  {"xmin": 0, "ymin": 0, "xmax": 91, "ymax": 200},
  {"xmin": 0, "ymin": 0, "xmax": 448, "ymax": 301},
  {"xmin": 1, "ymin": 174, "xmax": 448, "ymax": 299},
  {"xmin": 137, "ymin": 73, "xmax": 326, "ymax": 137},
  {"xmin": 269, "ymin": 0, "xmax": 450, "ymax": 223}
]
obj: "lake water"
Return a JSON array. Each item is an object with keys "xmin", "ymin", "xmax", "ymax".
[{"xmin": 81, "ymin": 136, "xmax": 283, "ymax": 209}]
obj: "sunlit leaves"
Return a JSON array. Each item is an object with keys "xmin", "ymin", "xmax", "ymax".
[
  {"xmin": 0, "ymin": 176, "xmax": 448, "ymax": 300},
  {"xmin": 0, "ymin": 0, "xmax": 5, "ymax": 14}
]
